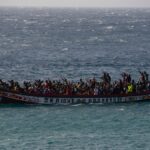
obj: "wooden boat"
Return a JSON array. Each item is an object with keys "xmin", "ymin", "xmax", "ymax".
[{"xmin": 0, "ymin": 90, "xmax": 150, "ymax": 105}]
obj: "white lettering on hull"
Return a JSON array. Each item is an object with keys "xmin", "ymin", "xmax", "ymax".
[{"xmin": 1, "ymin": 91, "xmax": 150, "ymax": 104}]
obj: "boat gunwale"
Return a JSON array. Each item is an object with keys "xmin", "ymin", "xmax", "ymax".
[{"xmin": 1, "ymin": 90, "xmax": 150, "ymax": 98}]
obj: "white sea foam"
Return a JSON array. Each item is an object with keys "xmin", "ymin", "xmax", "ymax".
[
  {"xmin": 105, "ymin": 26, "xmax": 115, "ymax": 31},
  {"xmin": 119, "ymin": 108, "xmax": 124, "ymax": 111},
  {"xmin": 72, "ymin": 104, "xmax": 82, "ymax": 107},
  {"xmin": 77, "ymin": 18, "xmax": 86, "ymax": 23},
  {"xmin": 142, "ymin": 24, "xmax": 147, "ymax": 27},
  {"xmin": 110, "ymin": 12, "xmax": 115, "ymax": 15},
  {"xmin": 62, "ymin": 48, "xmax": 69, "ymax": 51},
  {"xmin": 128, "ymin": 19, "xmax": 146, "ymax": 23},
  {"xmin": 128, "ymin": 25, "xmax": 135, "ymax": 30},
  {"xmin": 88, "ymin": 36, "xmax": 98, "ymax": 41},
  {"xmin": 23, "ymin": 20, "xmax": 37, "ymax": 24},
  {"xmin": 130, "ymin": 25, "xmax": 134, "ymax": 28},
  {"xmin": 97, "ymin": 20, "xmax": 103, "ymax": 24},
  {"xmin": 62, "ymin": 19, "xmax": 70, "ymax": 23},
  {"xmin": 4, "ymin": 38, "xmax": 14, "ymax": 43},
  {"xmin": 21, "ymin": 44, "xmax": 30, "ymax": 47},
  {"xmin": 119, "ymin": 39, "xmax": 127, "ymax": 43},
  {"xmin": 5, "ymin": 18, "xmax": 18, "ymax": 22},
  {"xmin": 113, "ymin": 56, "xmax": 118, "ymax": 59},
  {"xmin": 63, "ymin": 40, "xmax": 70, "ymax": 43},
  {"xmin": 76, "ymin": 29, "xmax": 81, "ymax": 32},
  {"xmin": 1, "ymin": 34, "xmax": 6, "ymax": 37},
  {"xmin": 92, "ymin": 19, "xmax": 103, "ymax": 25},
  {"xmin": 106, "ymin": 26, "xmax": 113, "ymax": 29},
  {"xmin": 88, "ymin": 36, "xmax": 104, "ymax": 42}
]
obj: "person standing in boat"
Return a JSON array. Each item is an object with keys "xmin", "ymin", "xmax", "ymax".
[
  {"xmin": 94, "ymin": 86, "xmax": 99, "ymax": 95},
  {"xmin": 127, "ymin": 83, "xmax": 133, "ymax": 93}
]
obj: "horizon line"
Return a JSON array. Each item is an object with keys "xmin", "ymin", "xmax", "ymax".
[{"xmin": 0, "ymin": 6, "xmax": 150, "ymax": 9}]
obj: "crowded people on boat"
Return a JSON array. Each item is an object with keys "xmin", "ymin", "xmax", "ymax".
[{"xmin": 0, "ymin": 71, "xmax": 150, "ymax": 96}]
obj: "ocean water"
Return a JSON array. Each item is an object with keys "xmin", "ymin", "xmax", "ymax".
[{"xmin": 0, "ymin": 8, "xmax": 150, "ymax": 149}]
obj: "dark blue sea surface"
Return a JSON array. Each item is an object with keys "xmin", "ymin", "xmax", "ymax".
[{"xmin": 0, "ymin": 8, "xmax": 150, "ymax": 149}]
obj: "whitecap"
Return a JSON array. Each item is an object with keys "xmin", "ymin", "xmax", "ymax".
[
  {"xmin": 129, "ymin": 25, "xmax": 135, "ymax": 29},
  {"xmin": 76, "ymin": 29, "xmax": 81, "ymax": 32},
  {"xmin": 97, "ymin": 20, "xmax": 103, "ymax": 24},
  {"xmin": 5, "ymin": 18, "xmax": 18, "ymax": 22},
  {"xmin": 1, "ymin": 34, "xmax": 6, "ymax": 37},
  {"xmin": 72, "ymin": 104, "xmax": 82, "ymax": 107},
  {"xmin": 21, "ymin": 44, "xmax": 30, "ymax": 47},
  {"xmin": 88, "ymin": 36, "xmax": 99, "ymax": 41},
  {"xmin": 62, "ymin": 48, "xmax": 69, "ymax": 51},
  {"xmin": 106, "ymin": 26, "xmax": 113, "ymax": 29},
  {"xmin": 62, "ymin": 19, "xmax": 70, "ymax": 23},
  {"xmin": 142, "ymin": 24, "xmax": 147, "ymax": 27},
  {"xmin": 77, "ymin": 18, "xmax": 86, "ymax": 23},
  {"xmin": 63, "ymin": 41, "xmax": 69, "ymax": 43},
  {"xmin": 23, "ymin": 20, "xmax": 37, "ymax": 24},
  {"xmin": 105, "ymin": 26, "xmax": 115, "ymax": 31},
  {"xmin": 88, "ymin": 36, "xmax": 104, "ymax": 42},
  {"xmin": 98, "ymin": 38, "xmax": 104, "ymax": 42},
  {"xmin": 113, "ymin": 56, "xmax": 118, "ymax": 59},
  {"xmin": 119, "ymin": 108, "xmax": 124, "ymax": 111},
  {"xmin": 119, "ymin": 39, "xmax": 127, "ymax": 43},
  {"xmin": 111, "ymin": 12, "xmax": 115, "ymax": 15},
  {"xmin": 4, "ymin": 38, "xmax": 14, "ymax": 43},
  {"xmin": 127, "ymin": 25, "xmax": 135, "ymax": 30}
]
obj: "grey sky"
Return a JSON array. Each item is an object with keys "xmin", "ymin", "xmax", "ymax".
[{"xmin": 0, "ymin": 0, "xmax": 150, "ymax": 7}]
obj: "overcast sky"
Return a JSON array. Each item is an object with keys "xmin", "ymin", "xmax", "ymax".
[{"xmin": 0, "ymin": 0, "xmax": 150, "ymax": 7}]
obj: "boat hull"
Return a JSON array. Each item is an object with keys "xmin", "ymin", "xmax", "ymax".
[{"xmin": 1, "ymin": 91, "xmax": 150, "ymax": 105}]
